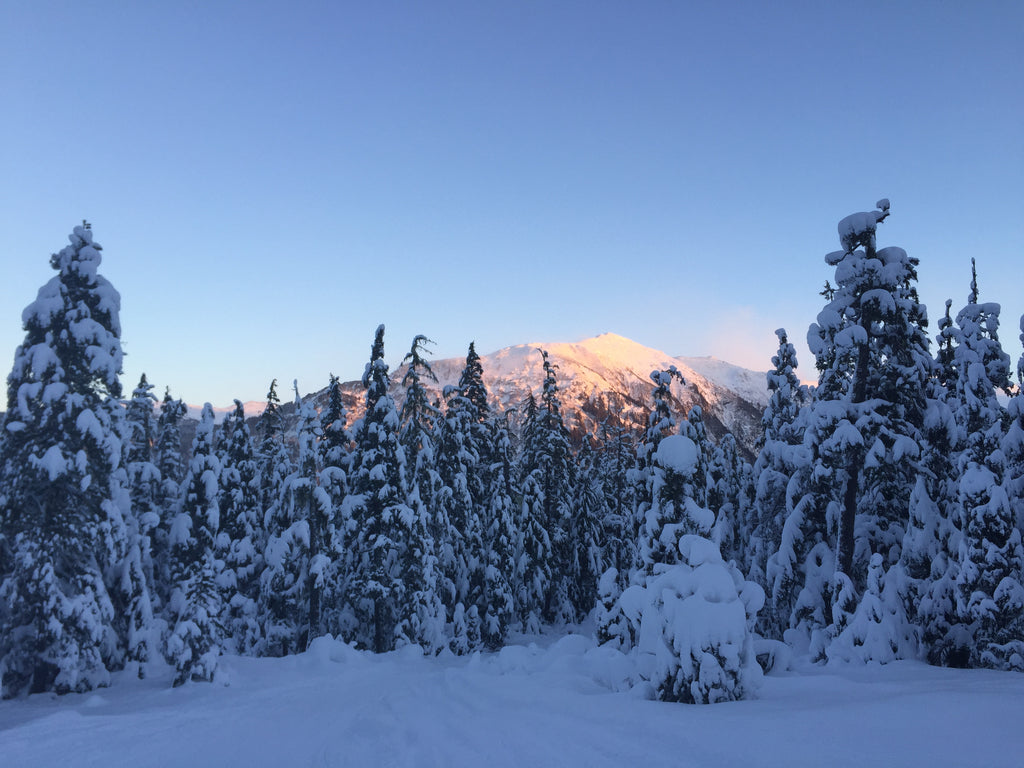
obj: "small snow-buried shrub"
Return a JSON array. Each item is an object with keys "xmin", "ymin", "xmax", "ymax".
[
  {"xmin": 596, "ymin": 568, "xmax": 631, "ymax": 650},
  {"xmin": 827, "ymin": 553, "xmax": 917, "ymax": 665},
  {"xmin": 635, "ymin": 535, "xmax": 764, "ymax": 704}
]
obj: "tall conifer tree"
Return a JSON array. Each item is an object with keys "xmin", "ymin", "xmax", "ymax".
[
  {"xmin": 167, "ymin": 404, "xmax": 224, "ymax": 685},
  {"xmin": 949, "ymin": 268, "xmax": 1023, "ymax": 669},
  {"xmin": 153, "ymin": 389, "xmax": 188, "ymax": 608},
  {"xmin": 398, "ymin": 336, "xmax": 446, "ymax": 652},
  {"xmin": 749, "ymin": 329, "xmax": 806, "ymax": 588},
  {"xmin": 345, "ymin": 326, "xmax": 416, "ymax": 652},
  {"xmin": 0, "ymin": 224, "xmax": 131, "ymax": 697},
  {"xmin": 217, "ymin": 400, "xmax": 263, "ymax": 654},
  {"xmin": 519, "ymin": 351, "xmax": 575, "ymax": 623},
  {"xmin": 435, "ymin": 343, "xmax": 491, "ymax": 631},
  {"xmin": 318, "ymin": 374, "xmax": 351, "ymax": 638}
]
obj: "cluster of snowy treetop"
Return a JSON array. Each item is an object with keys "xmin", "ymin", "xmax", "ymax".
[{"xmin": 1, "ymin": 203, "xmax": 1022, "ymax": 704}]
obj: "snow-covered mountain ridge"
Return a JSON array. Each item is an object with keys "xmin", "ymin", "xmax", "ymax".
[
  {"xmin": 179, "ymin": 334, "xmax": 768, "ymax": 457},
  {"xmin": 327, "ymin": 332, "xmax": 768, "ymax": 458},
  {"xmin": 185, "ymin": 400, "xmax": 267, "ymax": 423}
]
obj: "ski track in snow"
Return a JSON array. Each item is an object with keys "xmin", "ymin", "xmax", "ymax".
[{"xmin": 2, "ymin": 634, "xmax": 1023, "ymax": 768}]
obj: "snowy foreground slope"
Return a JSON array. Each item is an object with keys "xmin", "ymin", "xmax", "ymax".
[{"xmin": 2, "ymin": 633, "xmax": 1022, "ymax": 768}]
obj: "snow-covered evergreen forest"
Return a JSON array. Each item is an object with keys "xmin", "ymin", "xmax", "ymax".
[{"xmin": 2, "ymin": 201, "xmax": 1023, "ymax": 710}]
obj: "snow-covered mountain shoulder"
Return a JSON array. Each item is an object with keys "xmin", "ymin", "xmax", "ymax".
[{"xmin": 676, "ymin": 355, "xmax": 769, "ymax": 407}]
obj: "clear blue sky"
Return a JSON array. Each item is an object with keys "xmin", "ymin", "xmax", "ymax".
[{"xmin": 2, "ymin": 1, "xmax": 1022, "ymax": 406}]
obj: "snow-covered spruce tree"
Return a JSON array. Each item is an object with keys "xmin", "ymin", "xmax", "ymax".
[
  {"xmin": 568, "ymin": 437, "xmax": 607, "ymax": 621},
  {"xmin": 345, "ymin": 326, "xmax": 418, "ymax": 653},
  {"xmin": 287, "ymin": 384, "xmax": 331, "ymax": 651},
  {"xmin": 256, "ymin": 379, "xmax": 292, "ymax": 543},
  {"xmin": 630, "ymin": 367, "xmax": 685, "ymax": 580},
  {"xmin": 261, "ymin": 385, "xmax": 331, "ymax": 655},
  {"xmin": 1003, "ymin": 316, "xmax": 1024, "ymax": 542},
  {"xmin": 600, "ymin": 370, "xmax": 679, "ymax": 651},
  {"xmin": 318, "ymin": 374, "xmax": 352, "ymax": 639},
  {"xmin": 0, "ymin": 224, "xmax": 131, "ymax": 698},
  {"xmin": 765, "ymin": 338, "xmax": 842, "ymax": 641},
  {"xmin": 152, "ymin": 388, "xmax": 188, "ymax": 610},
  {"xmin": 479, "ymin": 414, "xmax": 518, "ymax": 649},
  {"xmin": 449, "ymin": 602, "xmax": 482, "ymax": 656},
  {"xmin": 125, "ymin": 374, "xmax": 162, "ymax": 591},
  {"xmin": 155, "ymin": 389, "xmax": 188, "ymax": 503},
  {"xmin": 827, "ymin": 552, "xmax": 909, "ymax": 664},
  {"xmin": 950, "ymin": 273, "xmax": 1023, "ymax": 670},
  {"xmin": 430, "ymin": 345, "xmax": 491, "ymax": 648},
  {"xmin": 640, "ymin": 433, "xmax": 715, "ymax": 578},
  {"xmin": 618, "ymin": 436, "xmax": 763, "ymax": 703},
  {"xmin": 681, "ymin": 406, "xmax": 711, "ymax": 510},
  {"xmin": 166, "ymin": 404, "xmax": 224, "ymax": 686},
  {"xmin": 254, "ymin": 379, "xmax": 294, "ymax": 654},
  {"xmin": 120, "ymin": 374, "xmax": 162, "ymax": 673},
  {"xmin": 634, "ymin": 535, "xmax": 764, "ymax": 704},
  {"xmin": 433, "ymin": 384, "xmax": 468, "ymax": 624},
  {"xmin": 595, "ymin": 421, "xmax": 637, "ymax": 595},
  {"xmin": 764, "ymin": 397, "xmax": 838, "ymax": 646},
  {"xmin": 708, "ymin": 433, "xmax": 753, "ymax": 571},
  {"xmin": 764, "ymin": 281, "xmax": 855, "ymax": 644},
  {"xmin": 748, "ymin": 329, "xmax": 806, "ymax": 588},
  {"xmin": 807, "ymin": 200, "xmax": 931, "ymax": 584},
  {"xmin": 634, "ymin": 369, "xmax": 714, "ymax": 581},
  {"xmin": 515, "ymin": 391, "xmax": 552, "ymax": 633},
  {"xmin": 399, "ymin": 335, "xmax": 442, "ymax": 523},
  {"xmin": 595, "ymin": 567, "xmax": 629, "ymax": 650},
  {"xmin": 434, "ymin": 342, "xmax": 492, "ymax": 634},
  {"xmin": 455, "ymin": 341, "xmax": 492, "ymax": 491},
  {"xmin": 397, "ymin": 336, "xmax": 446, "ymax": 653},
  {"xmin": 899, "ymin": 466, "xmax": 958, "ymax": 666},
  {"xmin": 774, "ymin": 201, "xmax": 931, "ymax": 656},
  {"xmin": 897, "ymin": 299, "xmax": 963, "ymax": 665},
  {"xmin": 216, "ymin": 400, "xmax": 263, "ymax": 654},
  {"xmin": 520, "ymin": 350, "xmax": 576, "ymax": 624}
]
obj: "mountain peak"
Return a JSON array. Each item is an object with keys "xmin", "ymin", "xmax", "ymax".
[
  {"xmin": 184, "ymin": 332, "xmax": 768, "ymax": 459},
  {"xmin": 516, "ymin": 333, "xmax": 685, "ymax": 379},
  {"xmin": 469, "ymin": 333, "xmax": 767, "ymax": 457}
]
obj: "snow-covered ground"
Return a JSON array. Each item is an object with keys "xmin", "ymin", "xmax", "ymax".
[{"xmin": 2, "ymin": 632, "xmax": 1022, "ymax": 768}]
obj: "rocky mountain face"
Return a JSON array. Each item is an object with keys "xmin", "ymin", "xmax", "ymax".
[{"xmin": 315, "ymin": 333, "xmax": 769, "ymax": 460}]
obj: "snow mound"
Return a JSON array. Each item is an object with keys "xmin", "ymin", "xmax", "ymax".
[{"xmin": 655, "ymin": 434, "xmax": 697, "ymax": 474}]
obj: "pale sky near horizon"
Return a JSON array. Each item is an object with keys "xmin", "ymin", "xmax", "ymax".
[{"xmin": 2, "ymin": 1, "xmax": 1022, "ymax": 407}]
